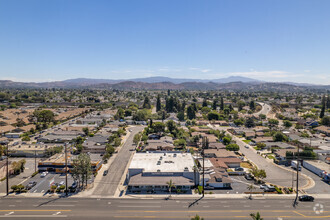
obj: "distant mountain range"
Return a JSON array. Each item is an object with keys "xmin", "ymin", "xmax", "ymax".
[
  {"xmin": 0, "ymin": 76, "xmax": 329, "ymax": 91},
  {"xmin": 62, "ymin": 76, "xmax": 260, "ymax": 85}
]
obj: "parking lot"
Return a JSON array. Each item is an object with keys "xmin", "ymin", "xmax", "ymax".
[
  {"xmin": 204, "ymin": 175, "xmax": 264, "ymax": 194},
  {"xmin": 26, "ymin": 172, "xmax": 75, "ymax": 193}
]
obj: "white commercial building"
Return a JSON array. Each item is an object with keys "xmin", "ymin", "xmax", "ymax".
[{"xmin": 127, "ymin": 152, "xmax": 199, "ymax": 193}]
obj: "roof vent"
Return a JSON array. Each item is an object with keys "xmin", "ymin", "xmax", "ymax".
[
  {"xmin": 157, "ymin": 169, "xmax": 161, "ymax": 172},
  {"xmin": 157, "ymin": 161, "xmax": 161, "ymax": 165},
  {"xmin": 184, "ymin": 167, "xmax": 189, "ymax": 172}
]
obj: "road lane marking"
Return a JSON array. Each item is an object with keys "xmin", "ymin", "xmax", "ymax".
[
  {"xmin": 8, "ymin": 205, "xmax": 15, "ymax": 207},
  {"xmin": 53, "ymin": 212, "xmax": 61, "ymax": 215},
  {"xmin": 5, "ymin": 212, "xmax": 14, "ymax": 216},
  {"xmin": 33, "ymin": 205, "xmax": 75, "ymax": 207},
  {"xmin": 0, "ymin": 215, "xmax": 68, "ymax": 218},
  {"xmin": 0, "ymin": 210, "xmax": 71, "ymax": 212},
  {"xmin": 118, "ymin": 206, "xmax": 161, "ymax": 208}
]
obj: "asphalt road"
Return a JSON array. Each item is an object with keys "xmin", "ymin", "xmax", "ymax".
[
  {"xmin": 92, "ymin": 126, "xmax": 144, "ymax": 196},
  {"xmin": 0, "ymin": 197, "xmax": 329, "ymax": 219},
  {"xmin": 254, "ymin": 102, "xmax": 272, "ymax": 117}
]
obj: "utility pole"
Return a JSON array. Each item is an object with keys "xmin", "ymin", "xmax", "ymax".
[
  {"xmin": 294, "ymin": 147, "xmax": 300, "ymax": 207},
  {"xmin": 65, "ymin": 142, "xmax": 68, "ymax": 196},
  {"xmin": 202, "ymin": 137, "xmax": 205, "ymax": 198},
  {"xmin": 6, "ymin": 142, "xmax": 9, "ymax": 196},
  {"xmin": 34, "ymin": 150, "xmax": 37, "ymax": 173}
]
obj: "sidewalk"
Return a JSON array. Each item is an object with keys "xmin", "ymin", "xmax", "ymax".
[{"xmin": 2, "ymin": 192, "xmax": 329, "ymax": 200}]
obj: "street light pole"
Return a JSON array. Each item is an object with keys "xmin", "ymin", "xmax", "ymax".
[{"xmin": 202, "ymin": 137, "xmax": 205, "ymax": 198}]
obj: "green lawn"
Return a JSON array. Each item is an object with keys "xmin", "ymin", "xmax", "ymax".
[
  {"xmin": 267, "ymin": 155, "xmax": 275, "ymax": 160},
  {"xmin": 243, "ymin": 140, "xmax": 251, "ymax": 144}
]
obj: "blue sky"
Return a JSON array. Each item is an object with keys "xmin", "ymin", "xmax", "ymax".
[{"xmin": 0, "ymin": 0, "xmax": 329, "ymax": 84}]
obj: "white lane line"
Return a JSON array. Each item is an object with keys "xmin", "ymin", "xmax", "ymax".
[
  {"xmin": 119, "ymin": 201, "xmax": 161, "ymax": 204},
  {"xmin": 33, "ymin": 205, "xmax": 75, "ymax": 207},
  {"xmin": 9, "ymin": 205, "xmax": 15, "ymax": 207},
  {"xmin": 223, "ymin": 205, "xmax": 230, "ymax": 207},
  {"xmin": 118, "ymin": 205, "xmax": 161, "ymax": 208},
  {"xmin": 259, "ymin": 201, "xmax": 266, "ymax": 203},
  {"xmin": 53, "ymin": 212, "xmax": 61, "ymax": 215},
  {"xmin": 240, "ymin": 201, "xmax": 247, "ymax": 203},
  {"xmin": 220, "ymin": 201, "xmax": 227, "ymax": 204},
  {"xmin": 5, "ymin": 212, "xmax": 14, "ymax": 216},
  {"xmin": 203, "ymin": 206, "xmax": 210, "ymax": 208},
  {"xmin": 264, "ymin": 205, "xmax": 271, "ymax": 208},
  {"xmin": 285, "ymin": 205, "xmax": 291, "ymax": 208},
  {"xmin": 244, "ymin": 205, "xmax": 250, "ymax": 208},
  {"xmin": 0, "ymin": 215, "xmax": 67, "ymax": 218}
]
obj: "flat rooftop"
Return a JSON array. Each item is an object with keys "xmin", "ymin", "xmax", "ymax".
[{"xmin": 129, "ymin": 152, "xmax": 195, "ymax": 173}]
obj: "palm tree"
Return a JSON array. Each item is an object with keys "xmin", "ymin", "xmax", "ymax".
[
  {"xmin": 247, "ymin": 184, "xmax": 256, "ymax": 199},
  {"xmin": 250, "ymin": 212, "xmax": 263, "ymax": 220},
  {"xmin": 166, "ymin": 179, "xmax": 176, "ymax": 197},
  {"xmin": 191, "ymin": 214, "xmax": 204, "ymax": 220}
]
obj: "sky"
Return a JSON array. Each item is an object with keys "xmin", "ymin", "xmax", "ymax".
[{"xmin": 0, "ymin": 0, "xmax": 329, "ymax": 84}]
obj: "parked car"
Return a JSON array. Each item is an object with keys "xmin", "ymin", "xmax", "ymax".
[
  {"xmin": 299, "ymin": 195, "xmax": 314, "ymax": 202},
  {"xmin": 40, "ymin": 172, "xmax": 48, "ymax": 177},
  {"xmin": 59, "ymin": 181, "xmax": 65, "ymax": 186},
  {"xmin": 103, "ymin": 170, "xmax": 108, "ymax": 176},
  {"xmin": 235, "ymin": 167, "xmax": 244, "ymax": 171},
  {"xmin": 245, "ymin": 173, "xmax": 254, "ymax": 180},
  {"xmin": 259, "ymin": 184, "xmax": 268, "ymax": 189},
  {"xmin": 245, "ymin": 145, "xmax": 249, "ymax": 149},
  {"xmin": 264, "ymin": 186, "xmax": 276, "ymax": 192},
  {"xmin": 26, "ymin": 181, "xmax": 37, "ymax": 190}
]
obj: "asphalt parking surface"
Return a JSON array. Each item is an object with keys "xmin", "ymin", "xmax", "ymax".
[{"xmin": 26, "ymin": 172, "xmax": 75, "ymax": 193}]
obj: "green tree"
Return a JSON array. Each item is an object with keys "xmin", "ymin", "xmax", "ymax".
[
  {"xmin": 245, "ymin": 117, "xmax": 255, "ymax": 128},
  {"xmin": 250, "ymin": 212, "xmax": 263, "ymax": 220},
  {"xmin": 187, "ymin": 105, "xmax": 196, "ymax": 120},
  {"xmin": 177, "ymin": 111, "xmax": 185, "ymax": 121},
  {"xmin": 166, "ymin": 120, "xmax": 177, "ymax": 133},
  {"xmin": 283, "ymin": 120, "xmax": 292, "ymax": 128},
  {"xmin": 83, "ymin": 127, "xmax": 89, "ymax": 136},
  {"xmin": 321, "ymin": 116, "xmax": 330, "ymax": 126},
  {"xmin": 166, "ymin": 179, "xmax": 176, "ymax": 197},
  {"xmin": 191, "ymin": 214, "xmax": 204, "ymax": 220},
  {"xmin": 212, "ymin": 99, "xmax": 217, "ymax": 110},
  {"xmin": 143, "ymin": 96, "xmax": 151, "ymax": 109},
  {"xmin": 273, "ymin": 132, "xmax": 288, "ymax": 142},
  {"xmin": 222, "ymin": 136, "xmax": 231, "ymax": 145},
  {"xmin": 249, "ymin": 100, "xmax": 255, "ymax": 111},
  {"xmin": 226, "ymin": 143, "xmax": 239, "ymax": 151},
  {"xmin": 133, "ymin": 133, "xmax": 141, "ymax": 145},
  {"xmin": 153, "ymin": 122, "xmax": 165, "ymax": 134},
  {"xmin": 156, "ymin": 94, "xmax": 161, "ymax": 112},
  {"xmin": 220, "ymin": 97, "xmax": 224, "ymax": 110},
  {"xmin": 202, "ymin": 99, "xmax": 208, "ymax": 107},
  {"xmin": 247, "ymin": 184, "xmax": 256, "ymax": 199},
  {"xmin": 320, "ymin": 95, "xmax": 326, "ymax": 118},
  {"xmin": 208, "ymin": 111, "xmax": 219, "ymax": 120},
  {"xmin": 71, "ymin": 153, "xmax": 92, "ymax": 189}
]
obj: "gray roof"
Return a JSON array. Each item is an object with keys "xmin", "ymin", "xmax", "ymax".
[{"xmin": 128, "ymin": 173, "xmax": 194, "ymax": 186}]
